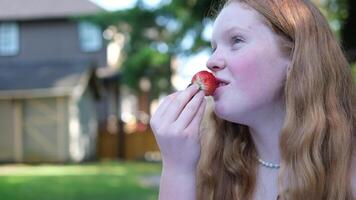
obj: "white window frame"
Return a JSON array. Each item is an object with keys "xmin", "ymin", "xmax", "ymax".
[
  {"xmin": 78, "ymin": 21, "xmax": 103, "ymax": 52},
  {"xmin": 0, "ymin": 22, "xmax": 20, "ymax": 56}
]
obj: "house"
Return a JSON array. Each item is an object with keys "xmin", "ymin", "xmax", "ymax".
[
  {"xmin": 0, "ymin": 0, "xmax": 108, "ymax": 163},
  {"xmin": 0, "ymin": 61, "xmax": 101, "ymax": 163}
]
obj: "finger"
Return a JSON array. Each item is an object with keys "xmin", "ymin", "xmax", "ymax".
[
  {"xmin": 164, "ymin": 84, "xmax": 200, "ymax": 123},
  {"xmin": 154, "ymin": 92, "xmax": 179, "ymax": 118},
  {"xmin": 185, "ymin": 98, "xmax": 207, "ymax": 137},
  {"xmin": 174, "ymin": 90, "xmax": 205, "ymax": 129}
]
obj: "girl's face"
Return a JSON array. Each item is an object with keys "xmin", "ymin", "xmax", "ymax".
[{"xmin": 207, "ymin": 2, "xmax": 290, "ymax": 124}]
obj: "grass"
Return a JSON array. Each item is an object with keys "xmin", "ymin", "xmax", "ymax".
[{"xmin": 0, "ymin": 161, "xmax": 161, "ymax": 200}]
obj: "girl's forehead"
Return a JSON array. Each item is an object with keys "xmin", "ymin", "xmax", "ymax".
[{"xmin": 212, "ymin": 3, "xmax": 263, "ymax": 37}]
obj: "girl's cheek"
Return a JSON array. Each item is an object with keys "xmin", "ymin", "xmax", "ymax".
[{"xmin": 230, "ymin": 55, "xmax": 264, "ymax": 97}]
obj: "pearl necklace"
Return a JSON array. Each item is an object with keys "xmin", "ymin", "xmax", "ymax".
[{"xmin": 257, "ymin": 157, "xmax": 280, "ymax": 169}]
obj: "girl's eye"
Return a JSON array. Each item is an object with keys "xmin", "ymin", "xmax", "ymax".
[
  {"xmin": 231, "ymin": 36, "xmax": 243, "ymax": 45},
  {"xmin": 211, "ymin": 46, "xmax": 216, "ymax": 52}
]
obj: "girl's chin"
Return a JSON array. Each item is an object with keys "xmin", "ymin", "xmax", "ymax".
[
  {"xmin": 213, "ymin": 102, "xmax": 228, "ymax": 119},
  {"xmin": 213, "ymin": 84, "xmax": 232, "ymax": 101},
  {"xmin": 212, "ymin": 89, "xmax": 223, "ymax": 101},
  {"xmin": 213, "ymin": 86, "xmax": 223, "ymax": 98},
  {"xmin": 213, "ymin": 101, "xmax": 252, "ymax": 125}
]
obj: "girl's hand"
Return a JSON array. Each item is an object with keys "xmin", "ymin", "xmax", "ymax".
[{"xmin": 150, "ymin": 84, "xmax": 207, "ymax": 173}]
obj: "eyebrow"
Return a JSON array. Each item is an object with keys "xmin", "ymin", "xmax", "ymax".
[{"xmin": 226, "ymin": 26, "xmax": 250, "ymax": 34}]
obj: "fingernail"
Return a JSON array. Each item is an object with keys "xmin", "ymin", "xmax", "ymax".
[{"xmin": 188, "ymin": 83, "xmax": 199, "ymax": 90}]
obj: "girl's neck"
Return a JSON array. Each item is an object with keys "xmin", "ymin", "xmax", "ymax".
[{"xmin": 247, "ymin": 101, "xmax": 285, "ymax": 165}]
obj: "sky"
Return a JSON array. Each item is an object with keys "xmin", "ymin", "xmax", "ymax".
[
  {"xmin": 89, "ymin": 0, "xmax": 136, "ymax": 11},
  {"xmin": 90, "ymin": 0, "xmax": 211, "ymax": 90},
  {"xmin": 89, "ymin": 0, "xmax": 168, "ymax": 11}
]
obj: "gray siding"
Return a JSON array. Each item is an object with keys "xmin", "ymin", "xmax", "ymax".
[
  {"xmin": 58, "ymin": 97, "xmax": 70, "ymax": 161},
  {"xmin": 77, "ymin": 86, "xmax": 97, "ymax": 160},
  {"xmin": 0, "ymin": 97, "xmax": 71, "ymax": 163},
  {"xmin": 0, "ymin": 19, "xmax": 106, "ymax": 67},
  {"xmin": 0, "ymin": 90, "xmax": 100, "ymax": 163},
  {"xmin": 0, "ymin": 100, "xmax": 15, "ymax": 162},
  {"xmin": 22, "ymin": 97, "xmax": 69, "ymax": 162}
]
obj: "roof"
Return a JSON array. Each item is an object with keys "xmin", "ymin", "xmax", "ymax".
[
  {"xmin": 0, "ymin": 60, "xmax": 99, "ymax": 99},
  {"xmin": 0, "ymin": 0, "xmax": 104, "ymax": 21}
]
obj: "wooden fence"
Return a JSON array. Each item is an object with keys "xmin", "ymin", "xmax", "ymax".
[{"xmin": 97, "ymin": 127, "xmax": 160, "ymax": 160}]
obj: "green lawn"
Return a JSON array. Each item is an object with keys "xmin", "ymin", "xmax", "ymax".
[{"xmin": 0, "ymin": 161, "xmax": 161, "ymax": 200}]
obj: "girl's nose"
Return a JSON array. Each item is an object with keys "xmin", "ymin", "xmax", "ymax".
[{"xmin": 206, "ymin": 53, "xmax": 226, "ymax": 72}]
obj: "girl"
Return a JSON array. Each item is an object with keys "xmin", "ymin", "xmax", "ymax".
[{"xmin": 150, "ymin": 0, "xmax": 356, "ymax": 199}]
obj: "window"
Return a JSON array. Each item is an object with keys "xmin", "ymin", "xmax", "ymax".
[
  {"xmin": 0, "ymin": 22, "xmax": 19, "ymax": 56},
  {"xmin": 78, "ymin": 21, "xmax": 102, "ymax": 52}
]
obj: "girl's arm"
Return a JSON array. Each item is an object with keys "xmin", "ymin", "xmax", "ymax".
[
  {"xmin": 159, "ymin": 167, "xmax": 196, "ymax": 200},
  {"xmin": 150, "ymin": 84, "xmax": 206, "ymax": 200}
]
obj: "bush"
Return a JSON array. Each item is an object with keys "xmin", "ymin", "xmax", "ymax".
[{"xmin": 352, "ymin": 63, "xmax": 356, "ymax": 82}]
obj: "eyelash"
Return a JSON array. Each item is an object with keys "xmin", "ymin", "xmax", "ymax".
[
  {"xmin": 231, "ymin": 36, "xmax": 243, "ymax": 45},
  {"xmin": 212, "ymin": 47, "xmax": 216, "ymax": 52},
  {"xmin": 211, "ymin": 36, "xmax": 243, "ymax": 52}
]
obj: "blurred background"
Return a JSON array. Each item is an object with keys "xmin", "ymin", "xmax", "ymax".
[{"xmin": 0, "ymin": 0, "xmax": 355, "ymax": 199}]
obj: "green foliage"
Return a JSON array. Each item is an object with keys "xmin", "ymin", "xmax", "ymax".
[
  {"xmin": 352, "ymin": 63, "xmax": 356, "ymax": 83},
  {"xmin": 313, "ymin": 0, "xmax": 349, "ymax": 37},
  {"xmin": 84, "ymin": 0, "xmax": 352, "ymax": 98},
  {"xmin": 83, "ymin": 0, "xmax": 216, "ymax": 99},
  {"xmin": 122, "ymin": 46, "xmax": 171, "ymax": 98},
  {"xmin": 0, "ymin": 161, "xmax": 161, "ymax": 200}
]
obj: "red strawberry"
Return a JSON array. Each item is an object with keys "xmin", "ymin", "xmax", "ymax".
[{"xmin": 191, "ymin": 70, "xmax": 218, "ymax": 96}]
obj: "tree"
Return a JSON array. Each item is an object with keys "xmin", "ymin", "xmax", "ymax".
[
  {"xmin": 85, "ymin": 0, "xmax": 354, "ymax": 101},
  {"xmin": 314, "ymin": 0, "xmax": 356, "ymax": 62},
  {"xmin": 341, "ymin": 0, "xmax": 356, "ymax": 62},
  {"xmin": 84, "ymin": 0, "xmax": 216, "ymax": 102}
]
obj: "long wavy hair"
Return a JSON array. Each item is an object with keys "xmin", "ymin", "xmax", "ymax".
[{"xmin": 197, "ymin": 0, "xmax": 356, "ymax": 199}]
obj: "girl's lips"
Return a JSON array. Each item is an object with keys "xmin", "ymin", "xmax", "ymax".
[
  {"xmin": 219, "ymin": 82, "xmax": 228, "ymax": 87},
  {"xmin": 216, "ymin": 78, "xmax": 230, "ymax": 87},
  {"xmin": 213, "ymin": 79, "xmax": 230, "ymax": 97}
]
